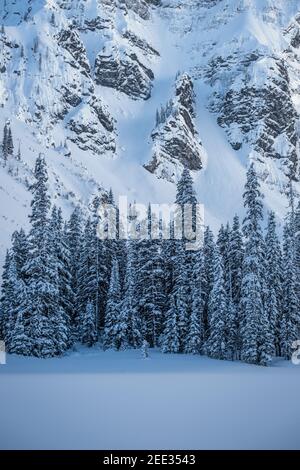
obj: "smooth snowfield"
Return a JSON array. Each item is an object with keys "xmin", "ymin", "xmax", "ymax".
[{"xmin": 0, "ymin": 348, "xmax": 299, "ymax": 450}]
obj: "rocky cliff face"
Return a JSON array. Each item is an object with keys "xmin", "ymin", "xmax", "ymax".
[
  {"xmin": 94, "ymin": 45, "xmax": 154, "ymax": 100},
  {"xmin": 206, "ymin": 54, "xmax": 298, "ymax": 177},
  {"xmin": 1, "ymin": 0, "xmax": 300, "ymax": 251},
  {"xmin": 0, "ymin": 0, "xmax": 159, "ymax": 159},
  {"xmin": 144, "ymin": 73, "xmax": 206, "ymax": 182}
]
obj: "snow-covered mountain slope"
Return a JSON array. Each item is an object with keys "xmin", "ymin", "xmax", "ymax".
[{"xmin": 1, "ymin": 0, "xmax": 300, "ymax": 260}]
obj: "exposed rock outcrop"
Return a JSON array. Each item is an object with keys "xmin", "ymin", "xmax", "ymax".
[
  {"xmin": 94, "ymin": 45, "xmax": 154, "ymax": 100},
  {"xmin": 207, "ymin": 54, "xmax": 298, "ymax": 178},
  {"xmin": 57, "ymin": 28, "xmax": 91, "ymax": 77},
  {"xmin": 144, "ymin": 73, "xmax": 206, "ymax": 182},
  {"xmin": 67, "ymin": 101, "xmax": 116, "ymax": 156},
  {"xmin": 123, "ymin": 31, "xmax": 159, "ymax": 57}
]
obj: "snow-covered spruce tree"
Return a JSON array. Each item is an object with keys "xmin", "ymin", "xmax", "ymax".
[
  {"xmin": 7, "ymin": 126, "xmax": 14, "ymax": 157},
  {"xmin": 11, "ymin": 228, "xmax": 29, "ymax": 280},
  {"xmin": 2, "ymin": 254, "xmax": 33, "ymax": 356},
  {"xmin": 176, "ymin": 169, "xmax": 196, "ymax": 204},
  {"xmin": 2, "ymin": 122, "xmax": 14, "ymax": 163},
  {"xmin": 0, "ymin": 252, "xmax": 18, "ymax": 347},
  {"xmin": 103, "ymin": 258, "xmax": 121, "ymax": 350},
  {"xmin": 2, "ymin": 230, "xmax": 32, "ymax": 354},
  {"xmin": 66, "ymin": 206, "xmax": 83, "ymax": 339},
  {"xmin": 9, "ymin": 308, "xmax": 32, "ymax": 356},
  {"xmin": 203, "ymin": 226, "xmax": 216, "ymax": 334},
  {"xmin": 205, "ymin": 248, "xmax": 227, "ymax": 360},
  {"xmin": 22, "ymin": 154, "xmax": 58, "ymax": 357},
  {"xmin": 226, "ymin": 215, "xmax": 244, "ymax": 357},
  {"xmin": 77, "ymin": 217, "xmax": 99, "ymax": 342},
  {"xmin": 91, "ymin": 195, "xmax": 111, "ymax": 330},
  {"xmin": 81, "ymin": 301, "xmax": 97, "ymax": 347},
  {"xmin": 280, "ymin": 222, "xmax": 299, "ymax": 359},
  {"xmin": 217, "ymin": 223, "xmax": 232, "ymax": 296},
  {"xmin": 50, "ymin": 207, "xmax": 73, "ymax": 349},
  {"xmin": 217, "ymin": 224, "xmax": 228, "ymax": 259},
  {"xmin": 217, "ymin": 222, "xmax": 239, "ymax": 359},
  {"xmin": 294, "ymin": 200, "xmax": 300, "ymax": 309},
  {"xmin": 174, "ymin": 168, "xmax": 200, "ymax": 350},
  {"xmin": 0, "ymin": 251, "xmax": 11, "ymax": 340},
  {"xmin": 175, "ymin": 168, "xmax": 198, "ymax": 237},
  {"xmin": 106, "ymin": 188, "xmax": 127, "ymax": 292},
  {"xmin": 135, "ymin": 206, "xmax": 165, "ymax": 347},
  {"xmin": 240, "ymin": 163, "xmax": 273, "ymax": 366},
  {"xmin": 119, "ymin": 242, "xmax": 142, "ymax": 349},
  {"xmin": 264, "ymin": 211, "xmax": 282, "ymax": 356},
  {"xmin": 1, "ymin": 122, "xmax": 8, "ymax": 164},
  {"xmin": 161, "ymin": 293, "xmax": 180, "ymax": 354},
  {"xmin": 225, "ymin": 298, "xmax": 237, "ymax": 361},
  {"xmin": 53, "ymin": 306, "xmax": 69, "ymax": 355},
  {"xmin": 228, "ymin": 215, "xmax": 243, "ymax": 305},
  {"xmin": 161, "ymin": 240, "xmax": 188, "ymax": 352},
  {"xmin": 161, "ymin": 220, "xmax": 176, "ymax": 316},
  {"xmin": 61, "ymin": 220, "xmax": 74, "ymax": 341},
  {"xmin": 184, "ymin": 247, "xmax": 206, "ymax": 354}
]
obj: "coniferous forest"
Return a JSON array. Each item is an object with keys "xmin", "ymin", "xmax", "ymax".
[{"xmin": 0, "ymin": 153, "xmax": 299, "ymax": 366}]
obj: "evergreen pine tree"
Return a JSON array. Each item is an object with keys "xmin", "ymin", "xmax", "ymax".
[
  {"xmin": 23, "ymin": 154, "xmax": 58, "ymax": 357},
  {"xmin": 161, "ymin": 293, "xmax": 180, "ymax": 353},
  {"xmin": 11, "ymin": 228, "xmax": 28, "ymax": 280},
  {"xmin": 1, "ymin": 122, "xmax": 8, "ymax": 164},
  {"xmin": 175, "ymin": 168, "xmax": 198, "ymax": 235},
  {"xmin": 205, "ymin": 248, "xmax": 227, "ymax": 360},
  {"xmin": 120, "ymin": 242, "xmax": 142, "ymax": 349},
  {"xmin": 280, "ymin": 222, "xmax": 299, "ymax": 359},
  {"xmin": 229, "ymin": 215, "xmax": 243, "ymax": 305},
  {"xmin": 66, "ymin": 206, "xmax": 82, "ymax": 338},
  {"xmin": 50, "ymin": 207, "xmax": 72, "ymax": 350},
  {"xmin": 174, "ymin": 169, "xmax": 199, "ymax": 349},
  {"xmin": 225, "ymin": 298, "xmax": 237, "ymax": 360},
  {"xmin": 7, "ymin": 126, "xmax": 14, "ymax": 157},
  {"xmin": 294, "ymin": 201, "xmax": 300, "ymax": 310},
  {"xmin": 264, "ymin": 211, "xmax": 282, "ymax": 356},
  {"xmin": 10, "ymin": 309, "xmax": 32, "ymax": 356},
  {"xmin": 91, "ymin": 196, "xmax": 110, "ymax": 330},
  {"xmin": 0, "ymin": 251, "xmax": 11, "ymax": 340},
  {"xmin": 0, "ymin": 252, "xmax": 17, "ymax": 346},
  {"xmin": 184, "ymin": 248, "xmax": 205, "ymax": 354},
  {"xmin": 103, "ymin": 258, "xmax": 121, "ymax": 350},
  {"xmin": 173, "ymin": 240, "xmax": 189, "ymax": 351},
  {"xmin": 240, "ymin": 164, "xmax": 273, "ymax": 366},
  {"xmin": 136, "ymin": 206, "xmax": 165, "ymax": 347},
  {"xmin": 217, "ymin": 223, "xmax": 231, "ymax": 296},
  {"xmin": 77, "ymin": 217, "xmax": 99, "ymax": 341},
  {"xmin": 218, "ymin": 222, "xmax": 240, "ymax": 359},
  {"xmin": 203, "ymin": 226, "xmax": 215, "ymax": 333},
  {"xmin": 81, "ymin": 301, "xmax": 97, "ymax": 347}
]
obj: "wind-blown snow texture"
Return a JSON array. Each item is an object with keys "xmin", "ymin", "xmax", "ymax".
[
  {"xmin": 0, "ymin": 348, "xmax": 300, "ymax": 450},
  {"xmin": 1, "ymin": 0, "xmax": 300, "ymax": 262}
]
